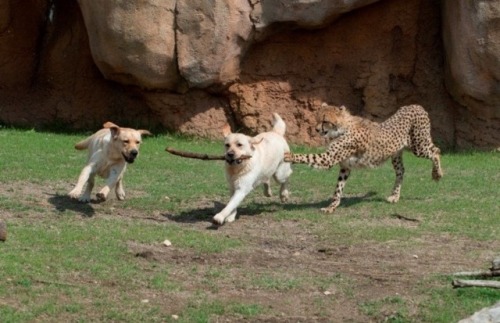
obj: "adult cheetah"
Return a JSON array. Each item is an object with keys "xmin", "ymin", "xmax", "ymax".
[{"xmin": 284, "ymin": 103, "xmax": 443, "ymax": 213}]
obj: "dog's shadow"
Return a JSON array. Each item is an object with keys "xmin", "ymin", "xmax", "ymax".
[
  {"xmin": 48, "ymin": 193, "xmax": 96, "ymax": 217},
  {"xmin": 166, "ymin": 191, "xmax": 381, "ymax": 225}
]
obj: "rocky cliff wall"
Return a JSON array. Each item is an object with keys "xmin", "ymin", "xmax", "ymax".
[{"xmin": 0, "ymin": 0, "xmax": 498, "ymax": 149}]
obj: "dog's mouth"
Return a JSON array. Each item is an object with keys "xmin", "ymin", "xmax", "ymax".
[
  {"xmin": 225, "ymin": 154, "xmax": 251, "ymax": 165},
  {"xmin": 122, "ymin": 153, "xmax": 136, "ymax": 164},
  {"xmin": 225, "ymin": 156, "xmax": 243, "ymax": 165}
]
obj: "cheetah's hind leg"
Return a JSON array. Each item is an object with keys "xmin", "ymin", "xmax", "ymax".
[
  {"xmin": 387, "ymin": 151, "xmax": 404, "ymax": 203},
  {"xmin": 431, "ymin": 147, "xmax": 443, "ymax": 181}
]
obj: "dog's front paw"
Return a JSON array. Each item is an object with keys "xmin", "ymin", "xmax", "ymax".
[
  {"xmin": 283, "ymin": 152, "xmax": 294, "ymax": 163},
  {"xmin": 96, "ymin": 192, "xmax": 107, "ymax": 202},
  {"xmin": 68, "ymin": 189, "xmax": 81, "ymax": 200},
  {"xmin": 116, "ymin": 191, "xmax": 126, "ymax": 201},
  {"xmin": 212, "ymin": 213, "xmax": 225, "ymax": 226}
]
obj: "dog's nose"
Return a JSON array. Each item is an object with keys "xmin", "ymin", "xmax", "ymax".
[
  {"xmin": 227, "ymin": 151, "xmax": 235, "ymax": 158},
  {"xmin": 130, "ymin": 149, "xmax": 138, "ymax": 157}
]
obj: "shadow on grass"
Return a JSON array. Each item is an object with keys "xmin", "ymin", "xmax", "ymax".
[
  {"xmin": 166, "ymin": 191, "xmax": 381, "ymax": 225},
  {"xmin": 48, "ymin": 194, "xmax": 96, "ymax": 217}
]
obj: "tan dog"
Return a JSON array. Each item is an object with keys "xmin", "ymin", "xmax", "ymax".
[
  {"xmin": 213, "ymin": 113, "xmax": 293, "ymax": 225},
  {"xmin": 68, "ymin": 122, "xmax": 151, "ymax": 203}
]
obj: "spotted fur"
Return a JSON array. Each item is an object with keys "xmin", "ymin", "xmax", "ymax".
[{"xmin": 284, "ymin": 103, "xmax": 443, "ymax": 213}]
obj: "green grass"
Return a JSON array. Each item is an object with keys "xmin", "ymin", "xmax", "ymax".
[{"xmin": 0, "ymin": 127, "xmax": 499, "ymax": 322}]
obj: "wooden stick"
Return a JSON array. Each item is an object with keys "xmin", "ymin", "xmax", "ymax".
[
  {"xmin": 0, "ymin": 220, "xmax": 6, "ymax": 242},
  {"xmin": 491, "ymin": 258, "xmax": 500, "ymax": 271},
  {"xmin": 165, "ymin": 147, "xmax": 251, "ymax": 161},
  {"xmin": 452, "ymin": 271, "xmax": 500, "ymax": 278},
  {"xmin": 452, "ymin": 279, "xmax": 500, "ymax": 289}
]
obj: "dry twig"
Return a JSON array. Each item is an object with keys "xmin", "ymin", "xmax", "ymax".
[
  {"xmin": 165, "ymin": 147, "xmax": 251, "ymax": 161},
  {"xmin": 452, "ymin": 279, "xmax": 500, "ymax": 289}
]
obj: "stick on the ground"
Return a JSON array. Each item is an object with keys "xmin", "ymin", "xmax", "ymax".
[
  {"xmin": 452, "ymin": 271, "xmax": 500, "ymax": 278},
  {"xmin": 452, "ymin": 279, "xmax": 500, "ymax": 289},
  {"xmin": 392, "ymin": 213, "xmax": 420, "ymax": 222},
  {"xmin": 165, "ymin": 147, "xmax": 251, "ymax": 161},
  {"xmin": 491, "ymin": 257, "xmax": 500, "ymax": 271}
]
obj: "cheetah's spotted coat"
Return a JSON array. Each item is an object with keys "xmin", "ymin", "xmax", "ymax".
[{"xmin": 284, "ymin": 104, "xmax": 443, "ymax": 213}]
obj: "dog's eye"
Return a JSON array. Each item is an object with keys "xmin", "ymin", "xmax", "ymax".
[
  {"xmin": 236, "ymin": 143, "xmax": 243, "ymax": 147},
  {"xmin": 123, "ymin": 140, "xmax": 130, "ymax": 144},
  {"xmin": 225, "ymin": 144, "xmax": 230, "ymax": 148}
]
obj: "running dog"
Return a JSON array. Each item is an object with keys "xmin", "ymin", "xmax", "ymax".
[
  {"xmin": 68, "ymin": 122, "xmax": 151, "ymax": 203},
  {"xmin": 213, "ymin": 113, "xmax": 293, "ymax": 225}
]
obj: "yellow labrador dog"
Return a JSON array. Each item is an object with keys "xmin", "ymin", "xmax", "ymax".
[
  {"xmin": 68, "ymin": 122, "xmax": 151, "ymax": 203},
  {"xmin": 213, "ymin": 113, "xmax": 293, "ymax": 225}
]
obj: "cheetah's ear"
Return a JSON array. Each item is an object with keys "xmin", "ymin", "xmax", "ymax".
[
  {"xmin": 222, "ymin": 123, "xmax": 232, "ymax": 138},
  {"xmin": 321, "ymin": 102, "xmax": 328, "ymax": 107},
  {"xmin": 339, "ymin": 105, "xmax": 346, "ymax": 111}
]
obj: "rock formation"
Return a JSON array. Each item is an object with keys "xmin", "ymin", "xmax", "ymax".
[{"xmin": 0, "ymin": 0, "xmax": 498, "ymax": 149}]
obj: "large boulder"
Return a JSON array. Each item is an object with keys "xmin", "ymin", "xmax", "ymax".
[
  {"xmin": 0, "ymin": 0, "xmax": 48, "ymax": 89},
  {"xmin": 77, "ymin": 0, "xmax": 382, "ymax": 90},
  {"xmin": 442, "ymin": 0, "xmax": 500, "ymax": 148},
  {"xmin": 77, "ymin": 0, "xmax": 179, "ymax": 90},
  {"xmin": 175, "ymin": 0, "xmax": 253, "ymax": 88},
  {"xmin": 459, "ymin": 302, "xmax": 500, "ymax": 323}
]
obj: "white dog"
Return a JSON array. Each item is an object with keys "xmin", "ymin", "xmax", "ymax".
[
  {"xmin": 68, "ymin": 122, "xmax": 151, "ymax": 203},
  {"xmin": 213, "ymin": 113, "xmax": 293, "ymax": 225}
]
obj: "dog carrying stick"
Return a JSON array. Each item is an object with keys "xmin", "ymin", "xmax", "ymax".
[{"xmin": 165, "ymin": 147, "xmax": 251, "ymax": 161}]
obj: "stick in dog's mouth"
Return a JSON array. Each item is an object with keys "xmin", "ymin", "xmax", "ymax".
[
  {"xmin": 165, "ymin": 147, "xmax": 251, "ymax": 162},
  {"xmin": 225, "ymin": 156, "xmax": 250, "ymax": 165}
]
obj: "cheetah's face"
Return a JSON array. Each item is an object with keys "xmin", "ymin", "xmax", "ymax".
[{"xmin": 315, "ymin": 104, "xmax": 349, "ymax": 139}]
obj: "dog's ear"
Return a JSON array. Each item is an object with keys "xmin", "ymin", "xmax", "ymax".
[
  {"xmin": 103, "ymin": 121, "xmax": 119, "ymax": 129},
  {"xmin": 222, "ymin": 123, "xmax": 232, "ymax": 138},
  {"xmin": 249, "ymin": 137, "xmax": 264, "ymax": 146},
  {"xmin": 138, "ymin": 130, "xmax": 152, "ymax": 136},
  {"xmin": 103, "ymin": 122, "xmax": 120, "ymax": 139}
]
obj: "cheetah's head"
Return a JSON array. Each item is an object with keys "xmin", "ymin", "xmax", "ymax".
[{"xmin": 315, "ymin": 103, "xmax": 351, "ymax": 139}]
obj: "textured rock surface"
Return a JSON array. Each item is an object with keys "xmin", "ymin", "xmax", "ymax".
[
  {"xmin": 458, "ymin": 302, "xmax": 500, "ymax": 323},
  {"xmin": 0, "ymin": 0, "xmax": 498, "ymax": 149},
  {"xmin": 442, "ymin": 0, "xmax": 500, "ymax": 148},
  {"xmin": 77, "ymin": 0, "xmax": 178, "ymax": 89},
  {"xmin": 176, "ymin": 0, "xmax": 253, "ymax": 88}
]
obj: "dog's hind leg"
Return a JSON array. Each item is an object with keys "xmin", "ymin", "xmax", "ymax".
[
  {"xmin": 274, "ymin": 163, "xmax": 293, "ymax": 202},
  {"xmin": 262, "ymin": 180, "xmax": 272, "ymax": 197},
  {"xmin": 97, "ymin": 164, "xmax": 126, "ymax": 202},
  {"xmin": 115, "ymin": 177, "xmax": 126, "ymax": 200},
  {"xmin": 80, "ymin": 174, "xmax": 95, "ymax": 203}
]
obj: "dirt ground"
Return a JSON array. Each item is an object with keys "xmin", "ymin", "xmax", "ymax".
[{"xmin": 2, "ymin": 181, "xmax": 498, "ymax": 322}]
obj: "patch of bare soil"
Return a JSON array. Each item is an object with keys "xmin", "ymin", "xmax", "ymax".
[{"xmin": 2, "ymin": 182, "xmax": 498, "ymax": 322}]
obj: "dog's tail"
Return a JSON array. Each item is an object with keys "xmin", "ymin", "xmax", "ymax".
[
  {"xmin": 74, "ymin": 137, "xmax": 91, "ymax": 150},
  {"xmin": 271, "ymin": 113, "xmax": 286, "ymax": 136}
]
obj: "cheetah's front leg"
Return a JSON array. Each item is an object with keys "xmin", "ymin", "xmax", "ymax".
[{"xmin": 321, "ymin": 168, "xmax": 351, "ymax": 213}]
